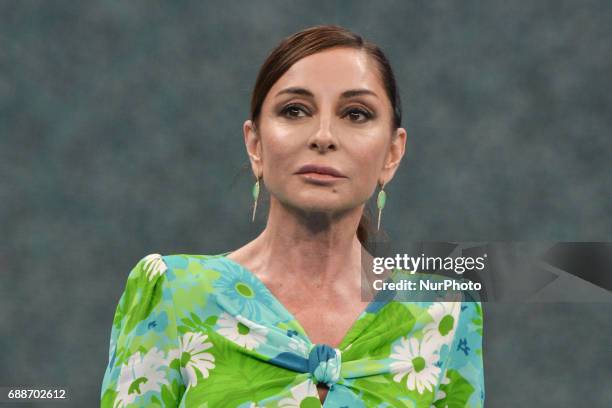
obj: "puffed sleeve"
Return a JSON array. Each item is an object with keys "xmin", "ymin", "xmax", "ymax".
[
  {"xmin": 101, "ymin": 254, "xmax": 185, "ymax": 408},
  {"xmin": 434, "ymin": 300, "xmax": 485, "ymax": 408}
]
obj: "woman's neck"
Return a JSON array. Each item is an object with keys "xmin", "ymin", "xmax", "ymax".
[{"xmin": 236, "ymin": 198, "xmax": 366, "ymax": 289}]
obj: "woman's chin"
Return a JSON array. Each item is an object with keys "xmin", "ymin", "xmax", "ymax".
[{"xmin": 293, "ymin": 201, "xmax": 356, "ymax": 218}]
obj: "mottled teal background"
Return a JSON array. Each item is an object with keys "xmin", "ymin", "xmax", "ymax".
[{"xmin": 1, "ymin": 1, "xmax": 611, "ymax": 406}]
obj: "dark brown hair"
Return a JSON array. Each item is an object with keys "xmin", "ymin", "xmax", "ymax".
[{"xmin": 249, "ymin": 24, "xmax": 402, "ymax": 245}]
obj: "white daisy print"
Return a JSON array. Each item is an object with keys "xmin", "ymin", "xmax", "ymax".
[
  {"xmin": 142, "ymin": 253, "xmax": 168, "ymax": 280},
  {"xmin": 390, "ymin": 336, "xmax": 442, "ymax": 394},
  {"xmin": 179, "ymin": 332, "xmax": 216, "ymax": 386},
  {"xmin": 278, "ymin": 380, "xmax": 321, "ymax": 407},
  {"xmin": 423, "ymin": 302, "xmax": 461, "ymax": 347},
  {"xmin": 217, "ymin": 312, "xmax": 268, "ymax": 350},
  {"xmin": 115, "ymin": 347, "xmax": 169, "ymax": 407}
]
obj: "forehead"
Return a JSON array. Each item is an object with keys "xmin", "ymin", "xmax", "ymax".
[{"xmin": 268, "ymin": 47, "xmax": 385, "ymax": 97}]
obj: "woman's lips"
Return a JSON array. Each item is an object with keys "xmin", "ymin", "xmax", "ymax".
[
  {"xmin": 296, "ymin": 164, "xmax": 346, "ymax": 178},
  {"xmin": 298, "ymin": 172, "xmax": 346, "ymax": 184}
]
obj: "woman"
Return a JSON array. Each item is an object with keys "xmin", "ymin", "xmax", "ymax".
[{"xmin": 101, "ymin": 25, "xmax": 484, "ymax": 407}]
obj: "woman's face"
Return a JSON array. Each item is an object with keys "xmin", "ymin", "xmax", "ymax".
[{"xmin": 244, "ymin": 47, "xmax": 406, "ymax": 217}]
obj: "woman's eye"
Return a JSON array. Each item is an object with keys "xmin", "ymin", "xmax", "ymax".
[
  {"xmin": 345, "ymin": 108, "xmax": 372, "ymax": 123},
  {"xmin": 281, "ymin": 105, "xmax": 308, "ymax": 119}
]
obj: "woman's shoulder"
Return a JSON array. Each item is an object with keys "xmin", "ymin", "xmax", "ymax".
[{"xmin": 115, "ymin": 252, "xmax": 234, "ymax": 323}]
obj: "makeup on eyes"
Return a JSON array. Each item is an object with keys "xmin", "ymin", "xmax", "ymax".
[{"xmin": 275, "ymin": 100, "xmax": 377, "ymax": 122}]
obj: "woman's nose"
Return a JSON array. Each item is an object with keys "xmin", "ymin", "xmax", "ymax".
[{"xmin": 309, "ymin": 118, "xmax": 338, "ymax": 152}]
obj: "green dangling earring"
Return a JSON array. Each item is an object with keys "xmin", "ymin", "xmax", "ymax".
[
  {"xmin": 251, "ymin": 175, "xmax": 261, "ymax": 222},
  {"xmin": 376, "ymin": 180, "xmax": 387, "ymax": 231}
]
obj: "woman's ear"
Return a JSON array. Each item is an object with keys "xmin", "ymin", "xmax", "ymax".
[
  {"xmin": 243, "ymin": 119, "xmax": 263, "ymax": 176},
  {"xmin": 380, "ymin": 127, "xmax": 407, "ymax": 183}
]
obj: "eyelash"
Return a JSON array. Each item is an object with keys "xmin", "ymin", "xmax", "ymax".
[{"xmin": 280, "ymin": 104, "xmax": 373, "ymax": 123}]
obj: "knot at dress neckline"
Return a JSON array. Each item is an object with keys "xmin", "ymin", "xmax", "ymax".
[{"xmin": 307, "ymin": 344, "xmax": 342, "ymax": 387}]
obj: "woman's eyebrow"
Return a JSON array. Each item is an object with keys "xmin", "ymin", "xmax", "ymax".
[
  {"xmin": 275, "ymin": 87, "xmax": 314, "ymax": 98},
  {"xmin": 275, "ymin": 87, "xmax": 379, "ymax": 100},
  {"xmin": 340, "ymin": 88, "xmax": 379, "ymax": 100}
]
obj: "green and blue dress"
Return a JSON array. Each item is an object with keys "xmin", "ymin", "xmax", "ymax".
[{"xmin": 101, "ymin": 253, "xmax": 484, "ymax": 407}]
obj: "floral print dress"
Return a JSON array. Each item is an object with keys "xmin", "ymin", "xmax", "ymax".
[{"xmin": 101, "ymin": 253, "xmax": 484, "ymax": 407}]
